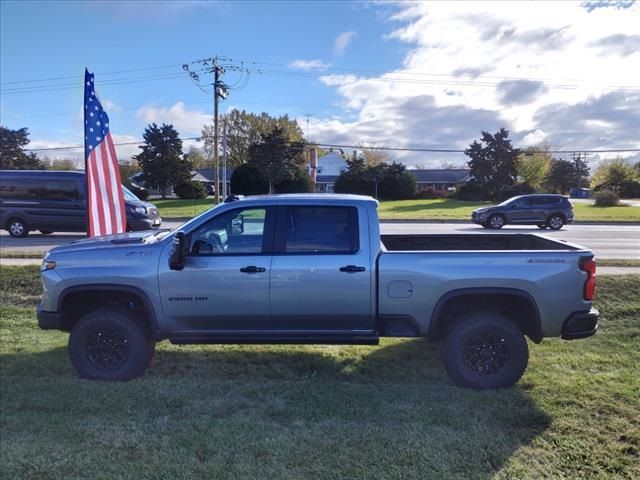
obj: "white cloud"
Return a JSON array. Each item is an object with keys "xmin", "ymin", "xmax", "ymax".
[
  {"xmin": 289, "ymin": 59, "xmax": 331, "ymax": 71},
  {"xmin": 309, "ymin": 1, "xmax": 640, "ymax": 166},
  {"xmin": 333, "ymin": 31, "xmax": 357, "ymax": 56},
  {"xmin": 136, "ymin": 102, "xmax": 212, "ymax": 136}
]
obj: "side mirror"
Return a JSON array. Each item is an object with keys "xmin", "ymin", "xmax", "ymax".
[
  {"xmin": 169, "ymin": 232, "xmax": 187, "ymax": 271},
  {"xmin": 231, "ymin": 215, "xmax": 244, "ymax": 235}
]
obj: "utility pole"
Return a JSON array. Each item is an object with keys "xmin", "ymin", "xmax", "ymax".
[
  {"xmin": 183, "ymin": 56, "xmax": 249, "ymax": 203},
  {"xmin": 213, "ymin": 62, "xmax": 221, "ymax": 204},
  {"xmin": 222, "ymin": 118, "xmax": 228, "ymax": 198}
]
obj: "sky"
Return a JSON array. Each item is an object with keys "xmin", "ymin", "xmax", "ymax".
[{"xmin": 1, "ymin": 0, "xmax": 639, "ymax": 168}]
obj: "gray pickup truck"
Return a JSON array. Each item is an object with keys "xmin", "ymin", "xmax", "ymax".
[{"xmin": 37, "ymin": 194, "xmax": 598, "ymax": 389}]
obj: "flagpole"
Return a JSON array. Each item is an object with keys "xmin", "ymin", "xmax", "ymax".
[{"xmin": 83, "ymin": 69, "xmax": 90, "ymax": 237}]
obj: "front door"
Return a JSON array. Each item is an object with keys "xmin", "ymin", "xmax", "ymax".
[
  {"xmin": 158, "ymin": 206, "xmax": 274, "ymax": 331},
  {"xmin": 269, "ymin": 205, "xmax": 374, "ymax": 333}
]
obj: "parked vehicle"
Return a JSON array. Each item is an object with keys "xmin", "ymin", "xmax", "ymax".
[
  {"xmin": 37, "ymin": 194, "xmax": 597, "ymax": 388},
  {"xmin": 570, "ymin": 187, "xmax": 591, "ymax": 199},
  {"xmin": 0, "ymin": 170, "xmax": 162, "ymax": 237},
  {"xmin": 472, "ymin": 194, "xmax": 574, "ymax": 230}
]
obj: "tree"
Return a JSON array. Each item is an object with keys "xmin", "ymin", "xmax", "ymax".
[
  {"xmin": 0, "ymin": 126, "xmax": 45, "ymax": 170},
  {"xmin": 48, "ymin": 158, "xmax": 77, "ymax": 170},
  {"xmin": 590, "ymin": 157, "xmax": 640, "ymax": 198},
  {"xmin": 230, "ymin": 163, "xmax": 269, "ymax": 195},
  {"xmin": 545, "ymin": 159, "xmax": 576, "ymax": 194},
  {"xmin": 334, "ymin": 158, "xmax": 416, "ymax": 200},
  {"xmin": 359, "ymin": 147, "xmax": 391, "ymax": 166},
  {"xmin": 248, "ymin": 127, "xmax": 306, "ymax": 192},
  {"xmin": 203, "ymin": 109, "xmax": 306, "ymax": 168},
  {"xmin": 184, "ymin": 147, "xmax": 209, "ymax": 169},
  {"xmin": 464, "ymin": 128, "xmax": 519, "ymax": 200},
  {"xmin": 118, "ymin": 160, "xmax": 141, "ymax": 186},
  {"xmin": 274, "ymin": 168, "xmax": 313, "ymax": 193},
  {"xmin": 378, "ymin": 162, "xmax": 417, "ymax": 200},
  {"xmin": 334, "ymin": 157, "xmax": 375, "ymax": 196},
  {"xmin": 134, "ymin": 123, "xmax": 191, "ymax": 199},
  {"xmin": 516, "ymin": 146, "xmax": 551, "ymax": 190}
]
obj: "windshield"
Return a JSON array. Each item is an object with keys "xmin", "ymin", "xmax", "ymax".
[{"xmin": 122, "ymin": 186, "xmax": 140, "ymax": 202}]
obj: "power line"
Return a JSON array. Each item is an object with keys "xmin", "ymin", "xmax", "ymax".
[
  {"xmin": 0, "ymin": 63, "xmax": 183, "ymax": 86},
  {"xmin": 13, "ymin": 138, "xmax": 640, "ymax": 155}
]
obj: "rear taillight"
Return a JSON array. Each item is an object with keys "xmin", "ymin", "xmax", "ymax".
[{"xmin": 580, "ymin": 259, "xmax": 596, "ymax": 301}]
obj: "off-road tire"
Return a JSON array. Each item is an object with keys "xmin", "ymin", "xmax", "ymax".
[
  {"xmin": 441, "ymin": 311, "xmax": 528, "ymax": 389},
  {"xmin": 69, "ymin": 308, "xmax": 155, "ymax": 381}
]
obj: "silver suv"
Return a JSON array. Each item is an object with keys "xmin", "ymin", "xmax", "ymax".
[{"xmin": 472, "ymin": 194, "xmax": 574, "ymax": 230}]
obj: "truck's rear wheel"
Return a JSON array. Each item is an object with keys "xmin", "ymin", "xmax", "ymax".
[
  {"xmin": 441, "ymin": 312, "xmax": 528, "ymax": 389},
  {"xmin": 69, "ymin": 308, "xmax": 155, "ymax": 381}
]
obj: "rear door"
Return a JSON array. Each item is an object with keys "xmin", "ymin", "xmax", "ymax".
[{"xmin": 269, "ymin": 205, "xmax": 375, "ymax": 333}]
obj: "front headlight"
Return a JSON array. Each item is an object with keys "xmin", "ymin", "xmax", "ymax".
[
  {"xmin": 41, "ymin": 258, "xmax": 56, "ymax": 271},
  {"xmin": 134, "ymin": 206, "xmax": 147, "ymax": 215}
]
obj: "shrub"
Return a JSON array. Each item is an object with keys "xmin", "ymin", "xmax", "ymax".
[
  {"xmin": 496, "ymin": 182, "xmax": 535, "ymax": 202},
  {"xmin": 174, "ymin": 181, "xmax": 207, "ymax": 199},
  {"xmin": 594, "ymin": 190, "xmax": 620, "ymax": 207},
  {"xmin": 230, "ymin": 163, "xmax": 269, "ymax": 195},
  {"xmin": 274, "ymin": 169, "xmax": 313, "ymax": 193},
  {"xmin": 450, "ymin": 183, "xmax": 487, "ymax": 201},
  {"xmin": 417, "ymin": 187, "xmax": 448, "ymax": 199}
]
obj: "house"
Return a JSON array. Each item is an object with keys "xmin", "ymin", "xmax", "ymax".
[
  {"xmin": 192, "ymin": 168, "xmax": 234, "ymax": 195},
  {"xmin": 411, "ymin": 169, "xmax": 471, "ymax": 192},
  {"xmin": 312, "ymin": 152, "xmax": 347, "ymax": 193}
]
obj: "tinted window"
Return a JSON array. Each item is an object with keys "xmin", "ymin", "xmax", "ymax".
[
  {"xmin": 0, "ymin": 177, "xmax": 39, "ymax": 200},
  {"xmin": 0, "ymin": 177, "xmax": 79, "ymax": 201},
  {"xmin": 40, "ymin": 180, "xmax": 80, "ymax": 201},
  {"xmin": 512, "ymin": 198, "xmax": 531, "ymax": 208},
  {"xmin": 189, "ymin": 208, "xmax": 266, "ymax": 255},
  {"xmin": 283, "ymin": 206, "xmax": 358, "ymax": 253}
]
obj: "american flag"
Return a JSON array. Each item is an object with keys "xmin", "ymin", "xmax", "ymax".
[{"xmin": 84, "ymin": 68, "xmax": 126, "ymax": 237}]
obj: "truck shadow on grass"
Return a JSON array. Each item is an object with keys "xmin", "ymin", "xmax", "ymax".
[{"xmin": 1, "ymin": 339, "xmax": 551, "ymax": 479}]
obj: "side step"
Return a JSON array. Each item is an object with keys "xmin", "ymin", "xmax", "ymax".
[{"xmin": 168, "ymin": 333, "xmax": 379, "ymax": 346}]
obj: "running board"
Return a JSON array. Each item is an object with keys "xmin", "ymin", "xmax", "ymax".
[{"xmin": 168, "ymin": 334, "xmax": 379, "ymax": 346}]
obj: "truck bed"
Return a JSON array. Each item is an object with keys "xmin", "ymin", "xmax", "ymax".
[{"xmin": 381, "ymin": 233, "xmax": 581, "ymax": 252}]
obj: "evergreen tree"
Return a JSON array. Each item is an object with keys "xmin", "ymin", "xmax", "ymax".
[
  {"xmin": 0, "ymin": 126, "xmax": 45, "ymax": 170},
  {"xmin": 248, "ymin": 127, "xmax": 306, "ymax": 192},
  {"xmin": 465, "ymin": 128, "xmax": 519, "ymax": 200},
  {"xmin": 134, "ymin": 123, "xmax": 190, "ymax": 198}
]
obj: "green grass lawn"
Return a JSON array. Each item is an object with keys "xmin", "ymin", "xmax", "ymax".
[
  {"xmin": 154, "ymin": 197, "xmax": 640, "ymax": 223},
  {"xmin": 1, "ymin": 266, "xmax": 639, "ymax": 479}
]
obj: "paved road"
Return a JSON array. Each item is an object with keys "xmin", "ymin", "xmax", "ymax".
[{"xmin": 1, "ymin": 221, "xmax": 638, "ymax": 259}]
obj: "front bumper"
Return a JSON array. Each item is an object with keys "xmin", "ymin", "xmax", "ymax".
[
  {"xmin": 128, "ymin": 216, "xmax": 162, "ymax": 231},
  {"xmin": 36, "ymin": 303, "xmax": 64, "ymax": 330},
  {"xmin": 471, "ymin": 213, "xmax": 488, "ymax": 225},
  {"xmin": 562, "ymin": 308, "xmax": 599, "ymax": 340}
]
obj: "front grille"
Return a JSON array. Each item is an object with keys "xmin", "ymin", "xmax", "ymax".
[{"xmin": 149, "ymin": 207, "xmax": 160, "ymax": 219}]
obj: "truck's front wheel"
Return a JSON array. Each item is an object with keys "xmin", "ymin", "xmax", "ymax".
[
  {"xmin": 69, "ymin": 308, "xmax": 155, "ymax": 381},
  {"xmin": 441, "ymin": 312, "xmax": 528, "ymax": 389}
]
